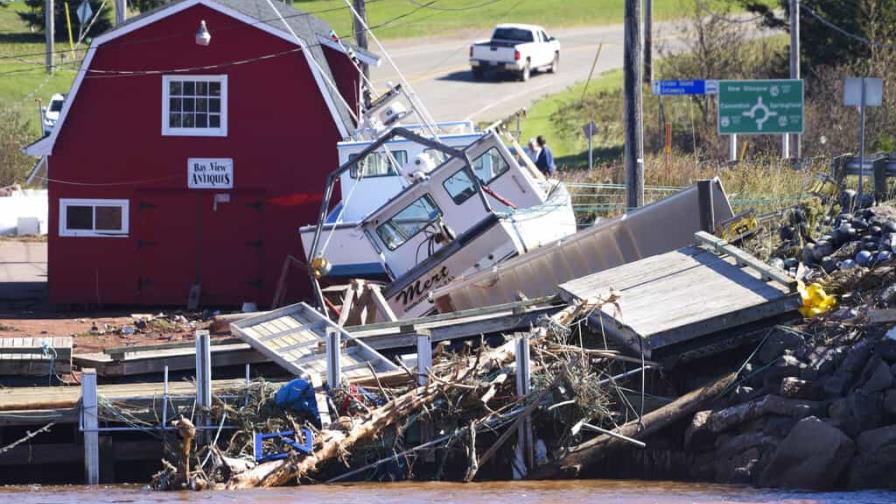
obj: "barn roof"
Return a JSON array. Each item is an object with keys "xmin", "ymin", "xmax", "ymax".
[{"xmin": 25, "ymin": 0, "xmax": 377, "ymax": 157}]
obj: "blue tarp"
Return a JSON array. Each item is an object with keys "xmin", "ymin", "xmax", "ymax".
[{"xmin": 275, "ymin": 378, "xmax": 321, "ymax": 427}]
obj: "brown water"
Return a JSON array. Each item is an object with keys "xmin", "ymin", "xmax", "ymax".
[{"xmin": 2, "ymin": 480, "xmax": 894, "ymax": 504}]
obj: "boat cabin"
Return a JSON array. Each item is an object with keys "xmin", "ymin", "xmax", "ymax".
[{"xmin": 360, "ymin": 130, "xmax": 547, "ymax": 279}]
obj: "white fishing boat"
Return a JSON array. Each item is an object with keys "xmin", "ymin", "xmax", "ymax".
[
  {"xmin": 304, "ymin": 127, "xmax": 577, "ymax": 320},
  {"xmin": 299, "ymin": 86, "xmax": 484, "ymax": 278}
]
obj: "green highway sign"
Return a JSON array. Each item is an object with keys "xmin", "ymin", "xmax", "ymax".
[{"xmin": 718, "ymin": 79, "xmax": 804, "ymax": 135}]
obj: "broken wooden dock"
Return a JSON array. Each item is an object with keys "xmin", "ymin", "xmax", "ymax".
[
  {"xmin": 559, "ymin": 232, "xmax": 800, "ymax": 361},
  {"xmin": 0, "ymin": 336, "xmax": 72, "ymax": 376}
]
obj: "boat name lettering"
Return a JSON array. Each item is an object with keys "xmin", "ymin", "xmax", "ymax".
[{"xmin": 395, "ymin": 266, "xmax": 452, "ymax": 307}]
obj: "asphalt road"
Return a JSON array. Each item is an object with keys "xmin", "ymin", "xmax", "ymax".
[{"xmin": 370, "ymin": 19, "xmax": 694, "ymax": 123}]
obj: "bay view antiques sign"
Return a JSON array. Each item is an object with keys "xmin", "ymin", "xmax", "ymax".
[{"xmin": 188, "ymin": 158, "xmax": 233, "ymax": 189}]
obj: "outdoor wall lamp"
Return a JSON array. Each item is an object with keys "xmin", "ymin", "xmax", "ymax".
[{"xmin": 196, "ymin": 20, "xmax": 211, "ymax": 46}]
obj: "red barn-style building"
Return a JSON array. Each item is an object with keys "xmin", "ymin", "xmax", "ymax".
[{"xmin": 26, "ymin": 0, "xmax": 376, "ymax": 307}]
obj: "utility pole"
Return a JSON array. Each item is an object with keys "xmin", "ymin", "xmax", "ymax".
[
  {"xmin": 352, "ymin": 0, "xmax": 369, "ymax": 80},
  {"xmin": 116, "ymin": 0, "xmax": 127, "ymax": 25},
  {"xmin": 624, "ymin": 0, "xmax": 644, "ymax": 210},
  {"xmin": 643, "ymin": 0, "xmax": 652, "ymax": 84},
  {"xmin": 789, "ymin": 0, "xmax": 801, "ymax": 160},
  {"xmin": 45, "ymin": 0, "xmax": 54, "ymax": 74}
]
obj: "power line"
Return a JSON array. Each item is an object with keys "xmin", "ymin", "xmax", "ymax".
[
  {"xmin": 799, "ymin": 3, "xmax": 896, "ymax": 50},
  {"xmin": 0, "ymin": 0, "xmax": 440, "ymax": 79},
  {"xmin": 0, "ymin": 0, "xmax": 382, "ymax": 64},
  {"xmin": 406, "ymin": 0, "xmax": 510, "ymax": 12}
]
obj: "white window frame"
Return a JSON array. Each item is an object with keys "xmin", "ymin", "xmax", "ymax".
[
  {"xmin": 59, "ymin": 198, "xmax": 130, "ymax": 237},
  {"xmin": 162, "ymin": 75, "xmax": 228, "ymax": 137}
]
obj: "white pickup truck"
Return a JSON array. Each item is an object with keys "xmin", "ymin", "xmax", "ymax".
[{"xmin": 469, "ymin": 24, "xmax": 560, "ymax": 82}]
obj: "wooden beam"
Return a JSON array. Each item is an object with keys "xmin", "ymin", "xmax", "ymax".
[
  {"xmin": 694, "ymin": 231, "xmax": 795, "ymax": 288},
  {"xmin": 369, "ymin": 284, "xmax": 398, "ymax": 323}
]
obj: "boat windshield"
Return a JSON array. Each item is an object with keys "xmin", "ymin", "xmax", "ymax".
[
  {"xmin": 376, "ymin": 195, "xmax": 441, "ymax": 250},
  {"xmin": 471, "ymin": 147, "xmax": 509, "ymax": 184},
  {"xmin": 349, "ymin": 150, "xmax": 408, "ymax": 179}
]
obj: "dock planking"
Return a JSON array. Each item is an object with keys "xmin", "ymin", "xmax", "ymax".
[
  {"xmin": 559, "ymin": 241, "xmax": 800, "ymax": 359},
  {"xmin": 0, "ymin": 336, "xmax": 73, "ymax": 375}
]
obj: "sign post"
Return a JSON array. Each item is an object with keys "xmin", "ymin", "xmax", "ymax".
[
  {"xmin": 844, "ymin": 77, "xmax": 883, "ymax": 203},
  {"xmin": 718, "ymin": 80, "xmax": 804, "ymax": 137},
  {"xmin": 582, "ymin": 121, "xmax": 598, "ymax": 171}
]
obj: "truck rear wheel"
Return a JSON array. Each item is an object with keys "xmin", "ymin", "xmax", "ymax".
[
  {"xmin": 549, "ymin": 53, "xmax": 559, "ymax": 73},
  {"xmin": 520, "ymin": 62, "xmax": 531, "ymax": 82}
]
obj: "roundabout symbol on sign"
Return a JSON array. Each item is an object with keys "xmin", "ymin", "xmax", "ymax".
[{"xmin": 741, "ymin": 97, "xmax": 777, "ymax": 131}]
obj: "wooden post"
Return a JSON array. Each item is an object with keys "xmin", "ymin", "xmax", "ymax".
[
  {"xmin": 325, "ymin": 327, "xmax": 342, "ymax": 388},
  {"xmin": 697, "ymin": 179, "xmax": 715, "ymax": 234},
  {"xmin": 415, "ymin": 328, "xmax": 432, "ymax": 386},
  {"xmin": 873, "ymin": 157, "xmax": 888, "ymax": 203},
  {"xmin": 194, "ymin": 330, "xmax": 211, "ymax": 443},
  {"xmin": 513, "ymin": 333, "xmax": 533, "ymax": 479},
  {"xmin": 624, "ymin": 0, "xmax": 644, "ymax": 210},
  {"xmin": 45, "ymin": 0, "xmax": 54, "ymax": 74},
  {"xmin": 643, "ymin": 0, "xmax": 652, "ymax": 84},
  {"xmin": 352, "ymin": 0, "xmax": 369, "ymax": 80},
  {"xmin": 115, "ymin": 0, "xmax": 126, "ymax": 25},
  {"xmin": 415, "ymin": 327, "xmax": 434, "ymax": 461},
  {"xmin": 81, "ymin": 368, "xmax": 99, "ymax": 485}
]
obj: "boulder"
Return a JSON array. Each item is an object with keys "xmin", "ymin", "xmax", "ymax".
[
  {"xmin": 848, "ymin": 425, "xmax": 896, "ymax": 489},
  {"xmin": 850, "ymin": 390, "xmax": 885, "ymax": 433},
  {"xmin": 713, "ymin": 432, "xmax": 778, "ymax": 485},
  {"xmin": 861, "ymin": 359, "xmax": 893, "ymax": 393},
  {"xmin": 684, "ymin": 410, "xmax": 714, "ymax": 450},
  {"xmin": 822, "ymin": 371, "xmax": 853, "ymax": 399},
  {"xmin": 780, "ymin": 377, "xmax": 823, "ymax": 400},
  {"xmin": 757, "ymin": 330, "xmax": 806, "ymax": 364},
  {"xmin": 885, "ymin": 389, "xmax": 896, "ymax": 417},
  {"xmin": 759, "ymin": 416, "xmax": 855, "ymax": 489},
  {"xmin": 878, "ymin": 327, "xmax": 896, "ymax": 362},
  {"xmin": 839, "ymin": 340, "xmax": 873, "ymax": 376}
]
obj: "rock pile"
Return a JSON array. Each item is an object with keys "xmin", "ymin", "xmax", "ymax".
[
  {"xmin": 685, "ymin": 265, "xmax": 896, "ymax": 490},
  {"xmin": 770, "ymin": 205, "xmax": 896, "ymax": 276}
]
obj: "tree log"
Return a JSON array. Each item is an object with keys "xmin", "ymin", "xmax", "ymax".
[{"xmin": 530, "ymin": 371, "xmax": 737, "ymax": 479}]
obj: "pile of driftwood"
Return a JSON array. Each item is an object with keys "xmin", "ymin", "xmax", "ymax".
[{"xmin": 149, "ymin": 295, "xmax": 737, "ymax": 490}]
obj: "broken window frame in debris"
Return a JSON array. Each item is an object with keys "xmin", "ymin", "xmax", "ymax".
[
  {"xmin": 348, "ymin": 150, "xmax": 408, "ymax": 179},
  {"xmin": 162, "ymin": 75, "xmax": 227, "ymax": 137},
  {"xmin": 375, "ymin": 194, "xmax": 442, "ymax": 250},
  {"xmin": 59, "ymin": 198, "xmax": 129, "ymax": 237}
]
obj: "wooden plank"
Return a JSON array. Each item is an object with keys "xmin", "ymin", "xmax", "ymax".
[
  {"xmin": 560, "ymin": 243, "xmax": 798, "ymax": 357},
  {"xmin": 104, "ymin": 337, "xmax": 243, "ymax": 358},
  {"xmin": 359, "ymin": 306, "xmax": 559, "ymax": 350}
]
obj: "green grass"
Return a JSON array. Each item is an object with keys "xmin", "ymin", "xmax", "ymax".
[
  {"xmin": 517, "ymin": 69, "xmax": 622, "ymax": 166},
  {"xmin": 294, "ymin": 0, "xmax": 742, "ymax": 40},
  {"xmin": 0, "ymin": 1, "xmax": 82, "ymax": 137}
]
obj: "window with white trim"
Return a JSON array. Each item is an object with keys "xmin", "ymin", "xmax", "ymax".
[
  {"xmin": 162, "ymin": 75, "xmax": 227, "ymax": 136},
  {"xmin": 59, "ymin": 199, "xmax": 129, "ymax": 237}
]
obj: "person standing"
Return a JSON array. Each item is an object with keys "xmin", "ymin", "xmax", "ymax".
[
  {"xmin": 524, "ymin": 138, "xmax": 540, "ymax": 163},
  {"xmin": 534, "ymin": 135, "xmax": 556, "ymax": 176}
]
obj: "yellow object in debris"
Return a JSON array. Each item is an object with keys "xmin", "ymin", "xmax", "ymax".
[
  {"xmin": 310, "ymin": 256, "xmax": 331, "ymax": 279},
  {"xmin": 797, "ymin": 281, "xmax": 837, "ymax": 317}
]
